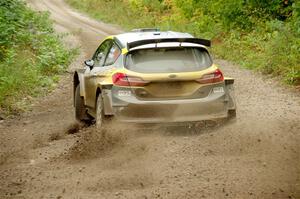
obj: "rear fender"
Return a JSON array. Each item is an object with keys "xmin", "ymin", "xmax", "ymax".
[{"xmin": 73, "ymin": 70, "xmax": 86, "ymax": 100}]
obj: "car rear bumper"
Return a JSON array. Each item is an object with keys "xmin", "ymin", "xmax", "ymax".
[{"xmin": 111, "ymin": 86, "xmax": 231, "ymax": 123}]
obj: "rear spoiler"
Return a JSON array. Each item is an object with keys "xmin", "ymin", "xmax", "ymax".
[{"xmin": 127, "ymin": 38, "xmax": 211, "ymax": 50}]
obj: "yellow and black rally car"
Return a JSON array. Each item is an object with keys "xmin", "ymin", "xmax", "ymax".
[{"xmin": 73, "ymin": 28, "xmax": 236, "ymax": 129}]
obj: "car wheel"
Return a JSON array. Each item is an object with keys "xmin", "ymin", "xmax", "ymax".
[
  {"xmin": 75, "ymin": 85, "xmax": 87, "ymax": 122},
  {"xmin": 95, "ymin": 94, "xmax": 104, "ymax": 130}
]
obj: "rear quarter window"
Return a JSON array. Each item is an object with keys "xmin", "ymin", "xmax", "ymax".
[{"xmin": 125, "ymin": 47, "xmax": 212, "ymax": 73}]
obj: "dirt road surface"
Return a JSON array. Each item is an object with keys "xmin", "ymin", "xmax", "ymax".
[{"xmin": 0, "ymin": 0, "xmax": 299, "ymax": 198}]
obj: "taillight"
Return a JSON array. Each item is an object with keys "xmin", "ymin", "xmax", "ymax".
[
  {"xmin": 196, "ymin": 69, "xmax": 224, "ymax": 84},
  {"xmin": 112, "ymin": 72, "xmax": 149, "ymax": 86}
]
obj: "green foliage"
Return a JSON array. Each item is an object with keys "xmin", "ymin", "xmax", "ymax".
[
  {"xmin": 0, "ymin": 0, "xmax": 76, "ymax": 115},
  {"xmin": 66, "ymin": 0, "xmax": 299, "ymax": 85}
]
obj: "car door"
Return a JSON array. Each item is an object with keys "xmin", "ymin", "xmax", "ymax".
[{"xmin": 84, "ymin": 39, "xmax": 112, "ymax": 108}]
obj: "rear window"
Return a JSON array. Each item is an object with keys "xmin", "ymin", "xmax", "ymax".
[{"xmin": 125, "ymin": 47, "xmax": 212, "ymax": 73}]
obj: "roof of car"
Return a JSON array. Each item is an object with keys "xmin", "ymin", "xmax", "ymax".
[{"xmin": 114, "ymin": 31, "xmax": 194, "ymax": 47}]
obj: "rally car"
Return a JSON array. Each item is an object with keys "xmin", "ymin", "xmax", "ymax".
[{"xmin": 73, "ymin": 29, "xmax": 236, "ymax": 129}]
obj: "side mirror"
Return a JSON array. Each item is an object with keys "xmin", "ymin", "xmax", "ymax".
[{"xmin": 84, "ymin": 59, "xmax": 94, "ymax": 69}]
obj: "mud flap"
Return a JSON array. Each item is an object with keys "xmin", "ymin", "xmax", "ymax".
[
  {"xmin": 225, "ymin": 78, "xmax": 236, "ymax": 110},
  {"xmin": 102, "ymin": 88, "xmax": 114, "ymax": 115}
]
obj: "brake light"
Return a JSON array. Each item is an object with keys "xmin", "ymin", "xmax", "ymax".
[
  {"xmin": 196, "ymin": 69, "xmax": 224, "ymax": 84},
  {"xmin": 112, "ymin": 72, "xmax": 149, "ymax": 86}
]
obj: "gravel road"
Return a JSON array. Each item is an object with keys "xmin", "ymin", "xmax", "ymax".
[{"xmin": 0, "ymin": 0, "xmax": 299, "ymax": 198}]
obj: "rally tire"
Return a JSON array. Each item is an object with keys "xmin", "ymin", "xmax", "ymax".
[{"xmin": 75, "ymin": 85, "xmax": 87, "ymax": 122}]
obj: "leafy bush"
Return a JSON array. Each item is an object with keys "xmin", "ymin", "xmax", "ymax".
[
  {"xmin": 0, "ymin": 0, "xmax": 76, "ymax": 115},
  {"xmin": 66, "ymin": 0, "xmax": 299, "ymax": 85}
]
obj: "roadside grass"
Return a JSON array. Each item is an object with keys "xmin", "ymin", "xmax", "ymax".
[
  {"xmin": 66, "ymin": 0, "xmax": 300, "ymax": 86},
  {"xmin": 0, "ymin": 0, "xmax": 77, "ymax": 117}
]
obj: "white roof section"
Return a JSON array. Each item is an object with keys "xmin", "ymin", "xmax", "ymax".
[{"xmin": 115, "ymin": 31, "xmax": 194, "ymax": 46}]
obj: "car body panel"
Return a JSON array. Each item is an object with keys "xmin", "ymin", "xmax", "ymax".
[
  {"xmin": 115, "ymin": 65, "xmax": 218, "ymax": 81},
  {"xmin": 111, "ymin": 82, "xmax": 229, "ymax": 122}
]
